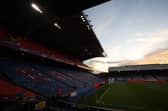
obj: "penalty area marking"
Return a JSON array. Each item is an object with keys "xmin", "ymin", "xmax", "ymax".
[{"xmin": 96, "ymin": 85, "xmax": 111, "ymax": 104}]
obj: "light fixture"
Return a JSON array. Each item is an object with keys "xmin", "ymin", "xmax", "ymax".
[
  {"xmin": 87, "ymin": 25, "xmax": 91, "ymax": 30},
  {"xmin": 54, "ymin": 22, "xmax": 61, "ymax": 29},
  {"xmin": 81, "ymin": 15, "xmax": 84, "ymax": 18},
  {"xmin": 31, "ymin": 3, "xmax": 43, "ymax": 13},
  {"xmin": 82, "ymin": 17, "xmax": 85, "ymax": 21}
]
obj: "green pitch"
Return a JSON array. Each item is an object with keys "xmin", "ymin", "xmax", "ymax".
[{"xmin": 80, "ymin": 82, "xmax": 168, "ymax": 111}]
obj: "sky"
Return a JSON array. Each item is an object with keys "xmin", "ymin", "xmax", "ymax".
[{"xmin": 83, "ymin": 0, "xmax": 168, "ymax": 72}]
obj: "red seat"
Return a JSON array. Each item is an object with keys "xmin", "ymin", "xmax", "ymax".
[{"xmin": 0, "ymin": 79, "xmax": 36, "ymax": 97}]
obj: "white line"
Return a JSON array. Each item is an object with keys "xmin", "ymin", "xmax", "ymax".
[{"xmin": 97, "ymin": 85, "xmax": 111, "ymax": 103}]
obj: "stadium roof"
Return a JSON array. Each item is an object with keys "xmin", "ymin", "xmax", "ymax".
[
  {"xmin": 0, "ymin": 0, "xmax": 109, "ymax": 61},
  {"xmin": 109, "ymin": 64, "xmax": 168, "ymax": 72}
]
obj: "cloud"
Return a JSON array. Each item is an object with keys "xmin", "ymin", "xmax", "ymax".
[
  {"xmin": 84, "ymin": 28, "xmax": 168, "ymax": 68},
  {"xmin": 128, "ymin": 48, "xmax": 168, "ymax": 65},
  {"xmin": 135, "ymin": 32, "xmax": 144, "ymax": 37},
  {"xmin": 117, "ymin": 29, "xmax": 168, "ymax": 66},
  {"xmin": 106, "ymin": 45, "xmax": 122, "ymax": 61},
  {"xmin": 125, "ymin": 29, "xmax": 168, "ymax": 59},
  {"xmin": 106, "ymin": 28, "xmax": 168, "ymax": 66},
  {"xmin": 145, "ymin": 48, "xmax": 168, "ymax": 57},
  {"xmin": 83, "ymin": 57, "xmax": 109, "ymax": 73}
]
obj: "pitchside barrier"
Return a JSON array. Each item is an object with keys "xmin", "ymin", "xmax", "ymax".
[
  {"xmin": 128, "ymin": 79, "xmax": 167, "ymax": 83},
  {"xmin": 56, "ymin": 100, "xmax": 122, "ymax": 111}
]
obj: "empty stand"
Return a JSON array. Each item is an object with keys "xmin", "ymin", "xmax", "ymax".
[
  {"xmin": 0, "ymin": 57, "xmax": 103, "ymax": 97},
  {"xmin": 0, "ymin": 79, "xmax": 36, "ymax": 97},
  {"xmin": 0, "ymin": 28, "xmax": 86, "ymax": 67}
]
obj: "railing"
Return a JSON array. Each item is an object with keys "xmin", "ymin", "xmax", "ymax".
[{"xmin": 51, "ymin": 99, "xmax": 123, "ymax": 111}]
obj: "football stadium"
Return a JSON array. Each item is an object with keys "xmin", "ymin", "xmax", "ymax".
[{"xmin": 1, "ymin": 0, "xmax": 168, "ymax": 111}]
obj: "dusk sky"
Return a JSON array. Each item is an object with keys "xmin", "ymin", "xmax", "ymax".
[{"xmin": 83, "ymin": 0, "xmax": 168, "ymax": 72}]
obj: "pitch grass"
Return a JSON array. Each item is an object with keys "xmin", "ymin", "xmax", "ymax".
[{"xmin": 80, "ymin": 82, "xmax": 168, "ymax": 111}]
